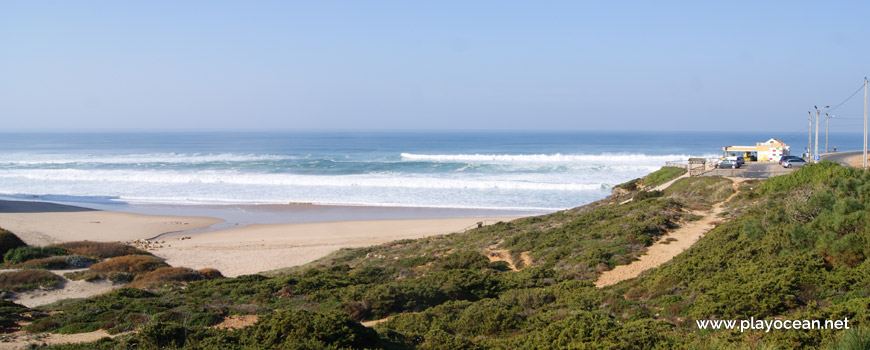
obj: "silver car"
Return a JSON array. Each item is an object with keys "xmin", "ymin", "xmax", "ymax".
[{"xmin": 782, "ymin": 158, "xmax": 807, "ymax": 168}]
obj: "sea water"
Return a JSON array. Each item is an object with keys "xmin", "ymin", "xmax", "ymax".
[{"xmin": 0, "ymin": 131, "xmax": 864, "ymax": 213}]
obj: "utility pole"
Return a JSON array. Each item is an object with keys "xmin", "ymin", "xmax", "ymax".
[
  {"xmin": 808, "ymin": 111, "xmax": 813, "ymax": 160},
  {"xmin": 864, "ymin": 77, "xmax": 867, "ymax": 169},
  {"xmin": 815, "ymin": 106, "xmax": 820, "ymax": 162},
  {"xmin": 825, "ymin": 113, "xmax": 832, "ymax": 153},
  {"xmin": 813, "ymin": 106, "xmax": 829, "ymax": 162}
]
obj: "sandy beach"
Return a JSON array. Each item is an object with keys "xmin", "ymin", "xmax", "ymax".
[
  {"xmin": 0, "ymin": 200, "xmax": 518, "ymax": 277},
  {"xmin": 156, "ymin": 217, "xmax": 516, "ymax": 276},
  {"xmin": 0, "ymin": 200, "xmax": 223, "ymax": 246}
]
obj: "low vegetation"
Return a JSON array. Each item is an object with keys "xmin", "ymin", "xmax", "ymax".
[
  {"xmin": 4, "ymin": 246, "xmax": 68, "ymax": 265},
  {"xmin": 11, "ymin": 255, "xmax": 94, "ymax": 270},
  {"xmin": 3, "ymin": 163, "xmax": 869, "ymax": 349},
  {"xmin": 612, "ymin": 166, "xmax": 686, "ymax": 193},
  {"xmin": 129, "ymin": 267, "xmax": 208, "ymax": 289},
  {"xmin": 640, "ymin": 165, "xmax": 686, "ymax": 188},
  {"xmin": 0, "ymin": 228, "xmax": 27, "ymax": 257},
  {"xmin": 0, "ymin": 269, "xmax": 63, "ymax": 292},
  {"xmin": 65, "ymin": 254, "xmax": 169, "ymax": 282},
  {"xmin": 55, "ymin": 241, "xmax": 151, "ymax": 259}
]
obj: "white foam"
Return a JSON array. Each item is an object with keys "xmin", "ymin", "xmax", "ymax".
[
  {"xmin": 0, "ymin": 153, "xmax": 295, "ymax": 165},
  {"xmin": 0, "ymin": 169, "xmax": 608, "ymax": 191},
  {"xmin": 401, "ymin": 152, "xmax": 716, "ymax": 165}
]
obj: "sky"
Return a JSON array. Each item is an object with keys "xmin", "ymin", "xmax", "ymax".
[{"xmin": 2, "ymin": 1, "xmax": 869, "ymax": 132}]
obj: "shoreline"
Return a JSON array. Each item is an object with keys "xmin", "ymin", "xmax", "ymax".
[
  {"xmin": 0, "ymin": 200, "xmax": 224, "ymax": 246},
  {"xmin": 0, "ymin": 199, "xmax": 524, "ymax": 276}
]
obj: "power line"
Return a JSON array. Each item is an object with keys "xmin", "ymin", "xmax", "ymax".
[{"xmin": 827, "ymin": 84, "xmax": 865, "ymax": 113}]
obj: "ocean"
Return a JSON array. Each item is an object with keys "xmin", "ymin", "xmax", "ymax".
[{"xmin": 0, "ymin": 131, "xmax": 864, "ymax": 215}]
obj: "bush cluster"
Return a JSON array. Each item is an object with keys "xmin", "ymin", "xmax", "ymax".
[
  {"xmin": 4, "ymin": 246, "xmax": 68, "ymax": 264},
  {"xmin": 0, "ymin": 228, "xmax": 26, "ymax": 257},
  {"xmin": 56, "ymin": 241, "xmax": 151, "ymax": 259},
  {"xmin": 0, "ymin": 269, "xmax": 63, "ymax": 292}
]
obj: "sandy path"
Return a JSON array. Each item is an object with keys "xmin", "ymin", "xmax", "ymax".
[
  {"xmin": 12, "ymin": 278, "xmax": 117, "ymax": 308},
  {"xmin": 595, "ymin": 180, "xmax": 739, "ymax": 287},
  {"xmin": 650, "ymin": 172, "xmax": 690, "ymax": 192},
  {"xmin": 0, "ymin": 330, "xmax": 131, "ymax": 349}
]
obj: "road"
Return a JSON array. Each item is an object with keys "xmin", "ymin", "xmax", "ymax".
[
  {"xmin": 820, "ymin": 150, "xmax": 865, "ymax": 167},
  {"xmin": 704, "ymin": 161, "xmax": 793, "ymax": 179}
]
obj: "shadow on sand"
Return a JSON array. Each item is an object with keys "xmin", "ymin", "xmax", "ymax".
[{"xmin": 0, "ymin": 200, "xmax": 97, "ymax": 214}]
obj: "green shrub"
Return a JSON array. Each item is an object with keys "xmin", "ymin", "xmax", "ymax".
[
  {"xmin": 0, "ymin": 228, "xmax": 26, "ymax": 257},
  {"xmin": 614, "ymin": 178, "xmax": 641, "ymax": 191},
  {"xmin": 238, "ymin": 309, "xmax": 379, "ymax": 349},
  {"xmin": 641, "ymin": 166, "xmax": 687, "ymax": 188},
  {"xmin": 827, "ymin": 327, "xmax": 870, "ymax": 350},
  {"xmin": 138, "ymin": 322, "xmax": 188, "ymax": 348},
  {"xmin": 4, "ymin": 246, "xmax": 68, "ymax": 264},
  {"xmin": 635, "ymin": 190, "xmax": 664, "ymax": 201},
  {"xmin": 0, "ymin": 299, "xmax": 29, "ymax": 331},
  {"xmin": 432, "ymin": 250, "xmax": 490, "ymax": 270},
  {"xmin": 758, "ymin": 161, "xmax": 858, "ymax": 195}
]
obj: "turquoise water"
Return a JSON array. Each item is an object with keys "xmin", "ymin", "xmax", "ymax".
[{"xmin": 0, "ymin": 131, "xmax": 863, "ymax": 210}]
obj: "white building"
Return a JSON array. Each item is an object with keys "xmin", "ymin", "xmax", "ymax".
[{"xmin": 723, "ymin": 138, "xmax": 790, "ymax": 162}]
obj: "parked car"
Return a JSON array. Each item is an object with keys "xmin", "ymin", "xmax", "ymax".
[
  {"xmin": 779, "ymin": 155, "xmax": 803, "ymax": 165},
  {"xmin": 736, "ymin": 156, "xmax": 745, "ymax": 166},
  {"xmin": 716, "ymin": 159, "xmax": 740, "ymax": 169},
  {"xmin": 782, "ymin": 158, "xmax": 807, "ymax": 168}
]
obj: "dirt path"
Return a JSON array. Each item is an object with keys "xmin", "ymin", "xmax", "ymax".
[
  {"xmin": 210, "ymin": 314, "xmax": 258, "ymax": 330},
  {"xmin": 650, "ymin": 172, "xmax": 690, "ymax": 192},
  {"xmin": 12, "ymin": 278, "xmax": 116, "ymax": 308},
  {"xmin": 595, "ymin": 179, "xmax": 740, "ymax": 287},
  {"xmin": 0, "ymin": 329, "xmax": 132, "ymax": 349}
]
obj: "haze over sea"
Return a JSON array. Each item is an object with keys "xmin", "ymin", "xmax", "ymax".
[{"xmin": 0, "ymin": 131, "xmax": 864, "ymax": 215}]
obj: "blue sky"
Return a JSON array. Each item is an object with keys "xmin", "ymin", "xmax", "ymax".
[{"xmin": 2, "ymin": 1, "xmax": 869, "ymax": 132}]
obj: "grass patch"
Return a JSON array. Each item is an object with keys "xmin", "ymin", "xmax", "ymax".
[
  {"xmin": 641, "ymin": 166, "xmax": 687, "ymax": 188},
  {"xmin": 663, "ymin": 176, "xmax": 734, "ymax": 210}
]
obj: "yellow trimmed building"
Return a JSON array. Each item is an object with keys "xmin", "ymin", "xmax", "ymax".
[{"xmin": 723, "ymin": 138, "xmax": 790, "ymax": 162}]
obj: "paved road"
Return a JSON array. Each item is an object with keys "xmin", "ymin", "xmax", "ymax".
[
  {"xmin": 820, "ymin": 150, "xmax": 864, "ymax": 167},
  {"xmin": 704, "ymin": 162, "xmax": 793, "ymax": 179}
]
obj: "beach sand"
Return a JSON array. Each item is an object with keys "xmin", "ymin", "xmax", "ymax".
[
  {"xmin": 0, "ymin": 200, "xmax": 223, "ymax": 246},
  {"xmin": 155, "ymin": 217, "xmax": 516, "ymax": 277},
  {"xmin": 0, "ymin": 200, "xmax": 517, "ymax": 277}
]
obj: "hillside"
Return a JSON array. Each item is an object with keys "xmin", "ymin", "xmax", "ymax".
[{"xmin": 1, "ymin": 163, "xmax": 869, "ymax": 349}]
